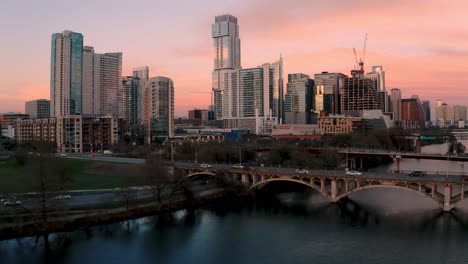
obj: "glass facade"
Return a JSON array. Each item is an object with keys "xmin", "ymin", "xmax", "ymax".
[
  {"xmin": 145, "ymin": 77, "xmax": 174, "ymax": 141},
  {"xmin": 50, "ymin": 31, "xmax": 83, "ymax": 117},
  {"xmin": 212, "ymin": 14, "xmax": 241, "ymax": 120},
  {"xmin": 284, "ymin": 73, "xmax": 314, "ymax": 124}
]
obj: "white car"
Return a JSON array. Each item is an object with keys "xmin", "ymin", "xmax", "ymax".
[
  {"xmin": 60, "ymin": 153, "xmax": 67, "ymax": 157},
  {"xmin": 1, "ymin": 196, "xmax": 16, "ymax": 203},
  {"xmin": 3, "ymin": 200, "xmax": 21, "ymax": 206},
  {"xmin": 296, "ymin": 169, "xmax": 309, "ymax": 174},
  {"xmin": 54, "ymin": 195, "xmax": 72, "ymax": 200},
  {"xmin": 346, "ymin": 170, "xmax": 362, "ymax": 176},
  {"xmin": 232, "ymin": 164, "xmax": 244, "ymax": 169},
  {"xmin": 200, "ymin": 164, "xmax": 212, "ymax": 168}
]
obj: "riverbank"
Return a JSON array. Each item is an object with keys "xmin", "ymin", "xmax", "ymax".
[{"xmin": 0, "ymin": 188, "xmax": 250, "ymax": 241}]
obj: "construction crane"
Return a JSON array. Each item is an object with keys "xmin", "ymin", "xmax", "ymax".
[
  {"xmin": 352, "ymin": 33, "xmax": 368, "ymax": 73},
  {"xmin": 353, "ymin": 48, "xmax": 359, "ymax": 70},
  {"xmin": 360, "ymin": 33, "xmax": 367, "ymax": 72}
]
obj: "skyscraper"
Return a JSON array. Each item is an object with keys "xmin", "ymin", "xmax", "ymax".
[
  {"xmin": 25, "ymin": 99, "xmax": 50, "ymax": 119},
  {"xmin": 212, "ymin": 14, "xmax": 241, "ymax": 119},
  {"xmin": 284, "ymin": 73, "xmax": 314, "ymax": 124},
  {"xmin": 401, "ymin": 97, "xmax": 425, "ymax": 128},
  {"xmin": 422, "ymin": 100, "xmax": 431, "ymax": 123},
  {"xmin": 133, "ymin": 66, "xmax": 149, "ymax": 80},
  {"xmin": 82, "ymin": 46, "xmax": 122, "ymax": 116},
  {"xmin": 133, "ymin": 66, "xmax": 149, "ymax": 123},
  {"xmin": 259, "ymin": 56, "xmax": 284, "ymax": 122},
  {"xmin": 122, "ymin": 76, "xmax": 140, "ymax": 124},
  {"xmin": 340, "ymin": 70, "xmax": 381, "ymax": 114},
  {"xmin": 144, "ymin": 77, "xmax": 174, "ymax": 142},
  {"xmin": 366, "ymin": 66, "xmax": 387, "ymax": 113},
  {"xmin": 50, "ymin": 30, "xmax": 84, "ymax": 117},
  {"xmin": 390, "ymin": 88, "xmax": 402, "ymax": 121},
  {"xmin": 99, "ymin": 52, "xmax": 122, "ymax": 116},
  {"xmin": 82, "ymin": 46, "xmax": 99, "ymax": 116},
  {"xmin": 314, "ymin": 72, "xmax": 347, "ymax": 115}
]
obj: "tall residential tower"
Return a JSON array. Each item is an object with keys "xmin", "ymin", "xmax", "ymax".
[
  {"xmin": 50, "ymin": 30, "xmax": 84, "ymax": 117},
  {"xmin": 212, "ymin": 14, "xmax": 241, "ymax": 119}
]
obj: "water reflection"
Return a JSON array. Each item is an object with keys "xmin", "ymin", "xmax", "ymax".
[{"xmin": 2, "ymin": 142, "xmax": 468, "ymax": 263}]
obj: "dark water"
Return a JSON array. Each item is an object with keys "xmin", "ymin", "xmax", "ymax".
[{"xmin": 2, "ymin": 142, "xmax": 468, "ymax": 264}]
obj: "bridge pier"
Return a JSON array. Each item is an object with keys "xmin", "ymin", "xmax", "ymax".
[
  {"xmin": 443, "ymin": 184, "xmax": 453, "ymax": 212},
  {"xmin": 330, "ymin": 180, "xmax": 338, "ymax": 202},
  {"xmin": 393, "ymin": 156, "xmax": 401, "ymax": 173},
  {"xmin": 241, "ymin": 174, "xmax": 249, "ymax": 186}
]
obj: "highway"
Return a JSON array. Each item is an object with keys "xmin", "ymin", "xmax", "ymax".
[
  {"xmin": 60, "ymin": 154, "xmax": 145, "ymax": 164},
  {"xmin": 0, "ymin": 181, "xmax": 216, "ymax": 216}
]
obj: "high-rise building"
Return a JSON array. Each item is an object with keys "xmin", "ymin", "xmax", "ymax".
[
  {"xmin": 50, "ymin": 30, "xmax": 84, "ymax": 117},
  {"xmin": 122, "ymin": 76, "xmax": 140, "ymax": 124},
  {"xmin": 82, "ymin": 46, "xmax": 122, "ymax": 117},
  {"xmin": 366, "ymin": 66, "xmax": 387, "ymax": 113},
  {"xmin": 340, "ymin": 70, "xmax": 381, "ymax": 115},
  {"xmin": 314, "ymin": 72, "xmax": 347, "ymax": 115},
  {"xmin": 25, "ymin": 99, "xmax": 50, "ymax": 119},
  {"xmin": 366, "ymin": 66, "xmax": 385, "ymax": 92},
  {"xmin": 99, "ymin": 52, "xmax": 122, "ymax": 116},
  {"xmin": 133, "ymin": 66, "xmax": 149, "ymax": 124},
  {"xmin": 401, "ymin": 97, "xmax": 425, "ymax": 128},
  {"xmin": 212, "ymin": 14, "xmax": 241, "ymax": 119},
  {"xmin": 284, "ymin": 73, "xmax": 314, "ymax": 124},
  {"xmin": 453, "ymin": 105, "xmax": 467, "ymax": 122},
  {"xmin": 435, "ymin": 101, "xmax": 454, "ymax": 126},
  {"xmin": 144, "ymin": 77, "xmax": 174, "ymax": 142},
  {"xmin": 133, "ymin": 66, "xmax": 149, "ymax": 80},
  {"xmin": 82, "ymin": 46, "xmax": 100, "ymax": 116},
  {"xmin": 390, "ymin": 88, "xmax": 402, "ymax": 121},
  {"xmin": 422, "ymin": 100, "xmax": 431, "ymax": 123}
]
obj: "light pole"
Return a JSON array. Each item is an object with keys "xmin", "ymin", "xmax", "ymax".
[
  {"xmin": 195, "ymin": 141, "xmax": 198, "ymax": 164},
  {"xmin": 239, "ymin": 144, "xmax": 242, "ymax": 166}
]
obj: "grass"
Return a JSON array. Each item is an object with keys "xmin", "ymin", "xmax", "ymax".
[{"xmin": 0, "ymin": 158, "xmax": 140, "ymax": 194}]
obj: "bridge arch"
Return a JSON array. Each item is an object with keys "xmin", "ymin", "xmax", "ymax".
[
  {"xmin": 335, "ymin": 185, "xmax": 442, "ymax": 207},
  {"xmin": 186, "ymin": 171, "xmax": 217, "ymax": 178},
  {"xmin": 250, "ymin": 178, "xmax": 329, "ymax": 198}
]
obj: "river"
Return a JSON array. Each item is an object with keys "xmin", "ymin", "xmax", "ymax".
[{"xmin": 1, "ymin": 142, "xmax": 468, "ymax": 264}]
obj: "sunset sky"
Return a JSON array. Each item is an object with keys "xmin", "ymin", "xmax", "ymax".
[{"xmin": 1, "ymin": 0, "xmax": 468, "ymax": 116}]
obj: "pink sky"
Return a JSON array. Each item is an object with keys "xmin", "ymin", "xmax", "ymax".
[{"xmin": 1, "ymin": 0, "xmax": 468, "ymax": 116}]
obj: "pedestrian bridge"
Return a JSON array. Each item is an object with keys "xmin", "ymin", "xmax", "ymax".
[{"xmin": 176, "ymin": 163, "xmax": 468, "ymax": 212}]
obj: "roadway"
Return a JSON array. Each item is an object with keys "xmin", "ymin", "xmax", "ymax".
[
  {"xmin": 59, "ymin": 154, "xmax": 145, "ymax": 164},
  {"xmin": 0, "ymin": 181, "xmax": 216, "ymax": 216},
  {"xmin": 174, "ymin": 161, "xmax": 468, "ymax": 184}
]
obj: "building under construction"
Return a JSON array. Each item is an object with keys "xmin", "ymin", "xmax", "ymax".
[{"xmin": 340, "ymin": 70, "xmax": 381, "ymax": 115}]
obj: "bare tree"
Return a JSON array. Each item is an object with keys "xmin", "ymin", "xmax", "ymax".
[
  {"xmin": 19, "ymin": 142, "xmax": 69, "ymax": 247},
  {"xmin": 141, "ymin": 154, "xmax": 187, "ymax": 206}
]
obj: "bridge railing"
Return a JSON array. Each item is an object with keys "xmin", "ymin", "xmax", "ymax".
[{"xmin": 369, "ymin": 169, "xmax": 467, "ymax": 176}]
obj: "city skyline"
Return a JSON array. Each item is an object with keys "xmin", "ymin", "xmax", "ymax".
[{"xmin": 1, "ymin": 0, "xmax": 468, "ymax": 116}]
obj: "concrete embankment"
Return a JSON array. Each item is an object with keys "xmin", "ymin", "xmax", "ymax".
[{"xmin": 0, "ymin": 189, "xmax": 249, "ymax": 241}]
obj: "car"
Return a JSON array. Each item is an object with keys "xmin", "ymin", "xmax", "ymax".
[
  {"xmin": 54, "ymin": 194, "xmax": 71, "ymax": 200},
  {"xmin": 3, "ymin": 200, "xmax": 21, "ymax": 206},
  {"xmin": 60, "ymin": 153, "xmax": 67, "ymax": 157},
  {"xmin": 296, "ymin": 169, "xmax": 309, "ymax": 174},
  {"xmin": 346, "ymin": 170, "xmax": 362, "ymax": 176},
  {"xmin": 91, "ymin": 152, "xmax": 97, "ymax": 157},
  {"xmin": 461, "ymin": 176, "xmax": 468, "ymax": 181},
  {"xmin": 1, "ymin": 196, "xmax": 17, "ymax": 203},
  {"xmin": 408, "ymin": 171, "xmax": 425, "ymax": 177},
  {"xmin": 200, "ymin": 163, "xmax": 211, "ymax": 168},
  {"xmin": 232, "ymin": 164, "xmax": 244, "ymax": 169}
]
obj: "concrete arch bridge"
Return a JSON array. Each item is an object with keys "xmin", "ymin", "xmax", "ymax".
[{"xmin": 177, "ymin": 163, "xmax": 468, "ymax": 212}]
